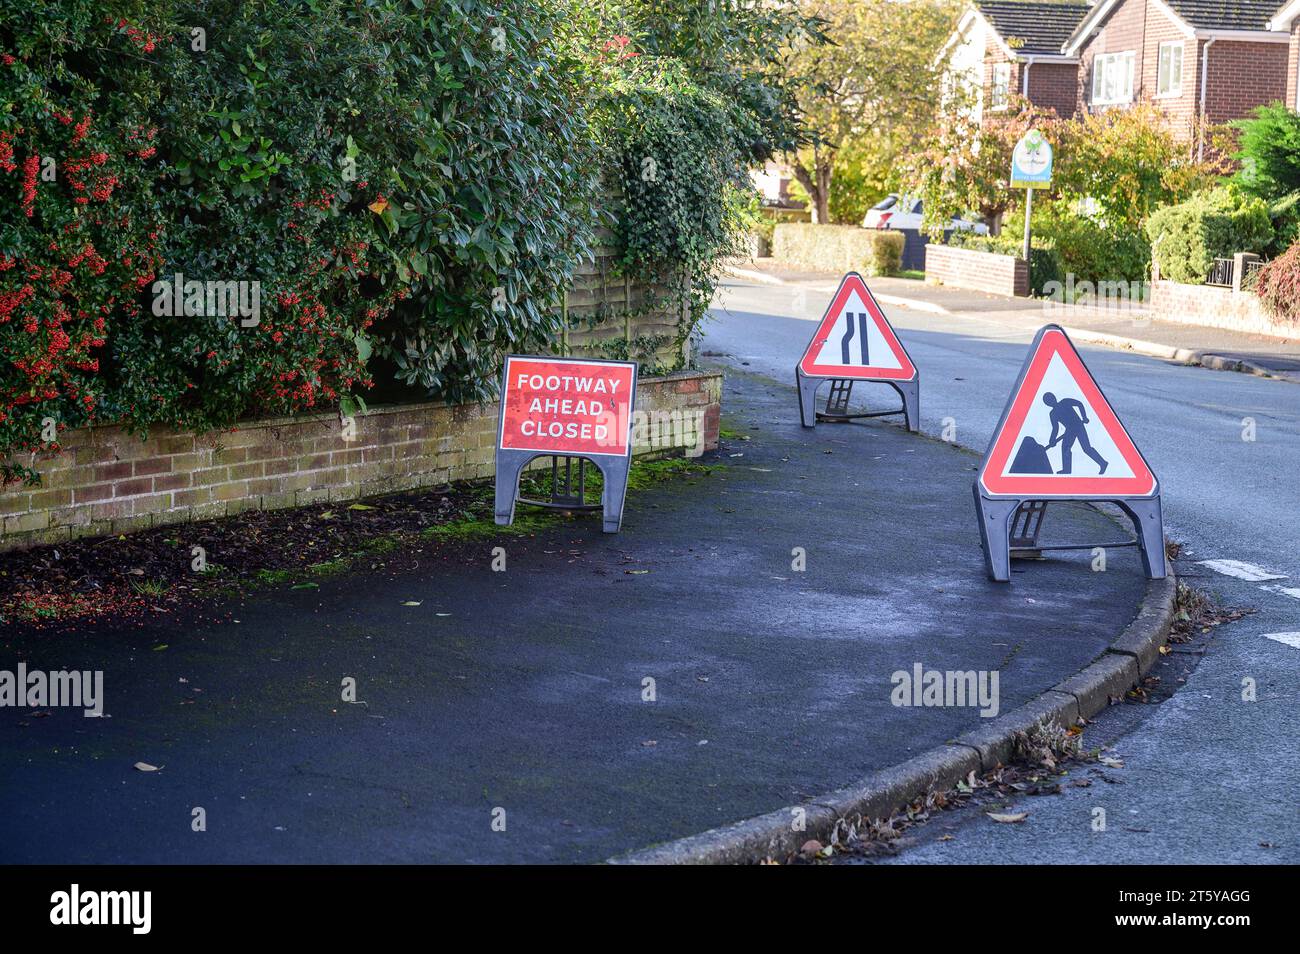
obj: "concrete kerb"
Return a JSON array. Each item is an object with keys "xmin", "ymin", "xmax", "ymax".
[{"xmin": 608, "ymin": 573, "xmax": 1177, "ymax": 865}]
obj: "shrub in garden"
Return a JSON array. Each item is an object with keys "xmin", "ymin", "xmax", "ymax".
[
  {"xmin": 110, "ymin": 0, "xmax": 405, "ymax": 435},
  {"xmin": 1035, "ymin": 211, "xmax": 1149, "ymax": 286},
  {"xmin": 1266, "ymin": 192, "xmax": 1300, "ymax": 256},
  {"xmin": 1252, "ymin": 241, "xmax": 1300, "ymax": 325},
  {"xmin": 1146, "ymin": 187, "xmax": 1273, "ymax": 285},
  {"xmin": 602, "ymin": 59, "xmax": 754, "ymax": 361},
  {"xmin": 1234, "ymin": 103, "xmax": 1300, "ymax": 203},
  {"xmin": 0, "ymin": 1, "xmax": 167, "ymax": 481},
  {"xmin": 2, "ymin": 0, "xmax": 806, "ymax": 479}
]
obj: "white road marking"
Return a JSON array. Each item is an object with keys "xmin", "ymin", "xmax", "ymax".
[
  {"xmin": 1261, "ymin": 584, "xmax": 1300, "ymax": 601},
  {"xmin": 1197, "ymin": 559, "xmax": 1287, "ymax": 582},
  {"xmin": 1263, "ymin": 632, "xmax": 1300, "ymax": 650}
]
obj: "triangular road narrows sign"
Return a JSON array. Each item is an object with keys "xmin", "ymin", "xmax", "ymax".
[
  {"xmin": 978, "ymin": 326, "xmax": 1156, "ymax": 499},
  {"xmin": 798, "ymin": 273, "xmax": 916, "ymax": 381}
]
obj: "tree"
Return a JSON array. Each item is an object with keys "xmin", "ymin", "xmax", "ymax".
[
  {"xmin": 1233, "ymin": 102, "xmax": 1300, "ymax": 203},
  {"xmin": 784, "ymin": 0, "xmax": 959, "ymax": 224},
  {"xmin": 902, "ymin": 96, "xmax": 1062, "ymax": 233}
]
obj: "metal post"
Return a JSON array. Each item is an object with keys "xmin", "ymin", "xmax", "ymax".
[{"xmin": 1022, "ymin": 187, "xmax": 1033, "ymax": 269}]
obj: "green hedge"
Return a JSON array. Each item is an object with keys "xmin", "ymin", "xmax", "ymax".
[
  {"xmin": 2, "ymin": 0, "xmax": 798, "ymax": 475},
  {"xmin": 1146, "ymin": 187, "xmax": 1273, "ymax": 285},
  {"xmin": 771, "ymin": 224, "xmax": 903, "ymax": 277}
]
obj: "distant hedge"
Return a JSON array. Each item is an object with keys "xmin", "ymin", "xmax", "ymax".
[
  {"xmin": 771, "ymin": 224, "xmax": 904, "ymax": 277},
  {"xmin": 1146, "ymin": 188, "xmax": 1273, "ymax": 285}
]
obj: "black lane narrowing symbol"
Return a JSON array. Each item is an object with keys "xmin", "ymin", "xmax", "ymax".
[{"xmin": 839, "ymin": 311, "xmax": 870, "ymax": 365}]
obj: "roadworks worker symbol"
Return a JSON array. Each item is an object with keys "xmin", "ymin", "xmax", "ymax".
[
  {"xmin": 978, "ymin": 326, "xmax": 1156, "ymax": 498},
  {"xmin": 798, "ymin": 272, "xmax": 916, "ymax": 381}
]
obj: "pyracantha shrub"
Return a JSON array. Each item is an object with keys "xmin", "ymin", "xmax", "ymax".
[{"xmin": 0, "ymin": 2, "xmax": 167, "ymax": 479}]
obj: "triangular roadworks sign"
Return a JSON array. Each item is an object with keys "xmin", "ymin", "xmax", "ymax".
[
  {"xmin": 978, "ymin": 326, "xmax": 1157, "ymax": 499},
  {"xmin": 798, "ymin": 273, "xmax": 916, "ymax": 381}
]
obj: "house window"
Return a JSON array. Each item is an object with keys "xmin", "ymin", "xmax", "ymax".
[
  {"xmin": 1157, "ymin": 42, "xmax": 1184, "ymax": 97},
  {"xmin": 991, "ymin": 62, "xmax": 1011, "ymax": 109},
  {"xmin": 1091, "ymin": 51, "xmax": 1136, "ymax": 105}
]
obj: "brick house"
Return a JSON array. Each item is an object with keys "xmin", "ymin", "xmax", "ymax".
[
  {"xmin": 1064, "ymin": 1, "xmax": 1293, "ymax": 157},
  {"xmin": 946, "ymin": 2, "xmax": 1299, "ymax": 157},
  {"xmin": 945, "ymin": 2, "xmax": 1094, "ymax": 120}
]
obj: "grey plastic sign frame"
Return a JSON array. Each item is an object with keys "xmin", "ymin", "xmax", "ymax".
[
  {"xmin": 494, "ymin": 354, "xmax": 638, "ymax": 534},
  {"xmin": 973, "ymin": 324, "xmax": 1166, "ymax": 582}
]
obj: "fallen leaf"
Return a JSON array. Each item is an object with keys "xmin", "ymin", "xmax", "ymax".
[
  {"xmin": 402, "ymin": 600, "xmax": 422, "ymax": 606},
  {"xmin": 152, "ymin": 644, "xmax": 168, "ymax": 651},
  {"xmin": 134, "ymin": 762, "xmax": 160, "ymax": 772},
  {"xmin": 348, "ymin": 503, "xmax": 376, "ymax": 511},
  {"xmin": 291, "ymin": 582, "xmax": 319, "ymax": 590},
  {"xmin": 1099, "ymin": 756, "xmax": 1124, "ymax": 768},
  {"xmin": 625, "ymin": 569, "xmax": 649, "ymax": 575},
  {"xmin": 986, "ymin": 811, "xmax": 1028, "ymax": 824},
  {"xmin": 319, "ymin": 511, "xmax": 335, "ymax": 520}
]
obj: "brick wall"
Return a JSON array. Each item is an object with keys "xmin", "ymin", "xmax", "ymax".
[
  {"xmin": 0, "ymin": 371, "xmax": 722, "ymax": 552},
  {"xmin": 1202, "ymin": 39, "xmax": 1289, "ymax": 126},
  {"xmin": 924, "ymin": 244, "xmax": 1029, "ymax": 297},
  {"xmin": 1149, "ymin": 279, "xmax": 1296, "ymax": 338},
  {"xmin": 1025, "ymin": 61, "xmax": 1080, "ymax": 118}
]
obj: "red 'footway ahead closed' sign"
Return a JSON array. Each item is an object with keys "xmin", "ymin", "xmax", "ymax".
[
  {"xmin": 978, "ymin": 326, "xmax": 1156, "ymax": 498},
  {"xmin": 498, "ymin": 355, "xmax": 636, "ymax": 458},
  {"xmin": 798, "ymin": 273, "xmax": 916, "ymax": 381}
]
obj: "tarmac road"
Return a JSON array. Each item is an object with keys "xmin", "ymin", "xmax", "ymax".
[{"xmin": 708, "ymin": 276, "xmax": 1300, "ymax": 863}]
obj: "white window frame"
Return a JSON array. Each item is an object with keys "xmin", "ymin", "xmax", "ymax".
[
  {"xmin": 990, "ymin": 62, "xmax": 1011, "ymax": 110},
  {"xmin": 1156, "ymin": 41, "xmax": 1184, "ymax": 97},
  {"xmin": 1091, "ymin": 51, "xmax": 1136, "ymax": 105}
]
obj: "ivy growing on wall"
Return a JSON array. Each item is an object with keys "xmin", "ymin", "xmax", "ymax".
[{"xmin": 599, "ymin": 60, "xmax": 753, "ymax": 373}]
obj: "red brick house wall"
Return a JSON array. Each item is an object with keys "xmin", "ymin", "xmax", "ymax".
[
  {"xmin": 1075, "ymin": 0, "xmax": 1289, "ymax": 146},
  {"xmin": 1077, "ymin": 0, "xmax": 1198, "ymax": 139},
  {"xmin": 1202, "ymin": 39, "xmax": 1288, "ymax": 125},
  {"xmin": 1025, "ymin": 61, "xmax": 1079, "ymax": 117}
]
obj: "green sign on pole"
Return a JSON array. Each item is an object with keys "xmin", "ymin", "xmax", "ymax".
[{"xmin": 1010, "ymin": 130, "xmax": 1054, "ymax": 276}]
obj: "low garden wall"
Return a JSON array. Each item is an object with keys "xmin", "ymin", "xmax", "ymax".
[
  {"xmin": 0, "ymin": 371, "xmax": 721, "ymax": 553},
  {"xmin": 924, "ymin": 244, "xmax": 1029, "ymax": 297},
  {"xmin": 1148, "ymin": 279, "xmax": 1297, "ymax": 339}
]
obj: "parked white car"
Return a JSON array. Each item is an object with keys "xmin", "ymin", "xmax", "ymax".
[{"xmin": 862, "ymin": 195, "xmax": 988, "ymax": 235}]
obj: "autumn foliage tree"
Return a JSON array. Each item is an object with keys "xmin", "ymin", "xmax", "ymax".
[{"xmin": 785, "ymin": 0, "xmax": 960, "ymax": 224}]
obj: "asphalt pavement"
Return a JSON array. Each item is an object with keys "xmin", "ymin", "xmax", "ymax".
[{"xmin": 0, "ymin": 365, "xmax": 1147, "ymax": 863}]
